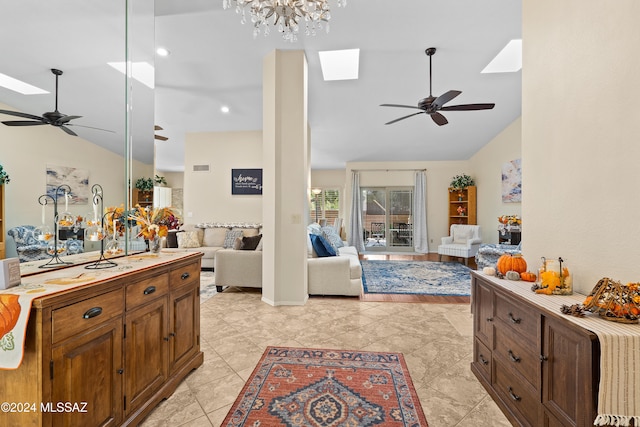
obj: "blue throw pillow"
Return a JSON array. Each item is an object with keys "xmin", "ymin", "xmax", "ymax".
[{"xmin": 309, "ymin": 234, "xmax": 336, "ymax": 257}]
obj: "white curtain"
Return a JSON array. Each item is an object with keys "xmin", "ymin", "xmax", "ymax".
[
  {"xmin": 348, "ymin": 171, "xmax": 365, "ymax": 252},
  {"xmin": 413, "ymin": 170, "xmax": 429, "ymax": 253}
]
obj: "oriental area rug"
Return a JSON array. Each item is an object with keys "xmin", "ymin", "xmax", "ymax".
[
  {"xmin": 222, "ymin": 346, "xmax": 429, "ymax": 427},
  {"xmin": 361, "ymin": 260, "xmax": 471, "ymax": 296}
]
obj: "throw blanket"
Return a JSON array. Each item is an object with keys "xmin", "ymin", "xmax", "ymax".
[
  {"xmin": 481, "ymin": 273, "xmax": 640, "ymax": 426},
  {"xmin": 0, "ymin": 251, "xmax": 191, "ymax": 370}
]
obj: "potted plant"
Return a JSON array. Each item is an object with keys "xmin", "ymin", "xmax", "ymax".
[
  {"xmin": 135, "ymin": 177, "xmax": 154, "ymax": 192},
  {"xmin": 154, "ymin": 175, "xmax": 167, "ymax": 186},
  {"xmin": 0, "ymin": 165, "xmax": 10, "ymax": 185},
  {"xmin": 449, "ymin": 173, "xmax": 474, "ymax": 191}
]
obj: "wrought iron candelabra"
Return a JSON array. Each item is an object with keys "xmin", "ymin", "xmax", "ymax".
[
  {"xmin": 37, "ymin": 185, "xmax": 73, "ymax": 268},
  {"xmin": 85, "ymin": 184, "xmax": 118, "ymax": 270}
]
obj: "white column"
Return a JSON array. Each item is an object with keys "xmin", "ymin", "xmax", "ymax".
[{"xmin": 262, "ymin": 50, "xmax": 309, "ymax": 306}]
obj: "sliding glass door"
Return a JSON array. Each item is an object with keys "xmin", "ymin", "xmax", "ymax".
[{"xmin": 362, "ymin": 187, "xmax": 413, "ymax": 251}]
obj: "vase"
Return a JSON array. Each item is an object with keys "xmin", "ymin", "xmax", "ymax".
[{"xmin": 149, "ymin": 235, "xmax": 161, "ymax": 253}]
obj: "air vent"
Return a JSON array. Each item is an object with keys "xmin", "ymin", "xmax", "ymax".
[{"xmin": 192, "ymin": 164, "xmax": 210, "ymax": 172}]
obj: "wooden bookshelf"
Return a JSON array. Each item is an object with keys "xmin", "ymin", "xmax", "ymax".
[{"xmin": 448, "ymin": 185, "xmax": 477, "ymax": 228}]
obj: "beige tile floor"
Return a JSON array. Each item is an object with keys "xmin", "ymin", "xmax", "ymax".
[{"xmin": 140, "ymin": 288, "xmax": 511, "ymax": 427}]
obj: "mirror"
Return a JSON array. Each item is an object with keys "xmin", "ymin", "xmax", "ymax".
[{"xmin": 0, "ymin": 0, "xmax": 155, "ymax": 265}]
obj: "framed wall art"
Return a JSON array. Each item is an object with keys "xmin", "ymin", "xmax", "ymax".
[
  {"xmin": 231, "ymin": 168, "xmax": 262, "ymax": 195},
  {"xmin": 502, "ymin": 158, "xmax": 522, "ymax": 203},
  {"xmin": 46, "ymin": 164, "xmax": 89, "ymax": 204}
]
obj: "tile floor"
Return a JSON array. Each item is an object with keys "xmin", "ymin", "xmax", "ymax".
[{"xmin": 140, "ymin": 287, "xmax": 511, "ymax": 427}]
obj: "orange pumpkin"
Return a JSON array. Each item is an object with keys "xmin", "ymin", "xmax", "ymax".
[
  {"xmin": 0, "ymin": 294, "xmax": 21, "ymax": 340},
  {"xmin": 497, "ymin": 254, "xmax": 527, "ymax": 275},
  {"xmin": 520, "ymin": 271, "xmax": 537, "ymax": 282}
]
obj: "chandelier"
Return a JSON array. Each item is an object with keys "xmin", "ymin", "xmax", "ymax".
[{"xmin": 222, "ymin": 0, "xmax": 347, "ymax": 42}]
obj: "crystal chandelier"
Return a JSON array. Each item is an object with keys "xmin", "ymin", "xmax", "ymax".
[{"xmin": 222, "ymin": 0, "xmax": 347, "ymax": 42}]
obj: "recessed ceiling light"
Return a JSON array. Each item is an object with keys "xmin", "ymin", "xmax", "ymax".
[
  {"xmin": 0, "ymin": 72, "xmax": 49, "ymax": 95},
  {"xmin": 107, "ymin": 61, "xmax": 155, "ymax": 88},
  {"xmin": 220, "ymin": 105, "xmax": 230, "ymax": 113},
  {"xmin": 482, "ymin": 39, "xmax": 522, "ymax": 73},
  {"xmin": 156, "ymin": 47, "xmax": 170, "ymax": 57},
  {"xmin": 318, "ymin": 49, "xmax": 360, "ymax": 81}
]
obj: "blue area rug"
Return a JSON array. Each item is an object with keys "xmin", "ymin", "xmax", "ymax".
[{"xmin": 361, "ymin": 260, "xmax": 471, "ymax": 296}]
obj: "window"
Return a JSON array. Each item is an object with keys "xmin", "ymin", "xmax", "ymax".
[{"xmin": 310, "ymin": 189, "xmax": 340, "ymax": 224}]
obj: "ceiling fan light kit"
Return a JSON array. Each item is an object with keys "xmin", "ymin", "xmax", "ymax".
[
  {"xmin": 380, "ymin": 47, "xmax": 495, "ymax": 126},
  {"xmin": 223, "ymin": 0, "xmax": 346, "ymax": 42}
]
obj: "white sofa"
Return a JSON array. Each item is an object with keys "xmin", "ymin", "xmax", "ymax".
[
  {"xmin": 164, "ymin": 223, "xmax": 262, "ymax": 269},
  {"xmin": 213, "ymin": 226, "xmax": 362, "ymax": 296}
]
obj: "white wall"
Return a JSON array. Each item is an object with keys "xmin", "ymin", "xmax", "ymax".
[
  {"xmin": 470, "ymin": 117, "xmax": 522, "ymax": 244},
  {"xmin": 183, "ymin": 130, "xmax": 262, "ymax": 225},
  {"xmin": 1, "ymin": 102, "xmax": 152, "ymax": 258},
  {"xmin": 522, "ymin": 0, "xmax": 640, "ymax": 292}
]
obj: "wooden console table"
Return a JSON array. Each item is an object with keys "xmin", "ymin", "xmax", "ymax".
[{"xmin": 0, "ymin": 251, "xmax": 203, "ymax": 427}]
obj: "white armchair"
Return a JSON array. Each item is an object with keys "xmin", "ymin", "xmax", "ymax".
[{"xmin": 438, "ymin": 224, "xmax": 482, "ymax": 266}]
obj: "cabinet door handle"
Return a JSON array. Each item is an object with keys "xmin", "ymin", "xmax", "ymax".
[
  {"xmin": 83, "ymin": 307, "xmax": 103, "ymax": 319},
  {"xmin": 181, "ymin": 272, "xmax": 190, "ymax": 280},
  {"xmin": 508, "ymin": 312, "xmax": 521, "ymax": 324},
  {"xmin": 540, "ymin": 355, "xmax": 548, "ymax": 362},
  {"xmin": 169, "ymin": 332, "xmax": 176, "ymax": 338},
  {"xmin": 479, "ymin": 354, "xmax": 489, "ymax": 365},
  {"xmin": 486, "ymin": 317, "xmax": 493, "ymax": 322},
  {"xmin": 164, "ymin": 336, "xmax": 170, "ymax": 341},
  {"xmin": 508, "ymin": 387, "xmax": 521, "ymax": 401},
  {"xmin": 117, "ymin": 369, "xmax": 124, "ymax": 375},
  {"xmin": 143, "ymin": 286, "xmax": 156, "ymax": 295},
  {"xmin": 508, "ymin": 350, "xmax": 521, "ymax": 363}
]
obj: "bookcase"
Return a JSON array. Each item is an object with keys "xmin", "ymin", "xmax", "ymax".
[
  {"xmin": 0, "ymin": 184, "xmax": 4, "ymax": 259},
  {"xmin": 448, "ymin": 185, "xmax": 477, "ymax": 228}
]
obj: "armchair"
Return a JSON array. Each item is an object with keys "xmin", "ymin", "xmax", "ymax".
[
  {"xmin": 7, "ymin": 225, "xmax": 49, "ymax": 262},
  {"xmin": 437, "ymin": 224, "xmax": 482, "ymax": 266}
]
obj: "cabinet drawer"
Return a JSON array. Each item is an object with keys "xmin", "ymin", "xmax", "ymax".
[
  {"xmin": 495, "ymin": 292, "xmax": 538, "ymax": 343},
  {"xmin": 473, "ymin": 338, "xmax": 491, "ymax": 382},
  {"xmin": 52, "ymin": 289, "xmax": 124, "ymax": 343},
  {"xmin": 126, "ymin": 274, "xmax": 169, "ymax": 310},
  {"xmin": 494, "ymin": 323, "xmax": 539, "ymax": 389},
  {"xmin": 170, "ymin": 261, "xmax": 200, "ymax": 288},
  {"xmin": 493, "ymin": 358, "xmax": 540, "ymax": 427}
]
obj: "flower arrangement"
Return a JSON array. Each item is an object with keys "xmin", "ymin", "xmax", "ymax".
[
  {"xmin": 128, "ymin": 206, "xmax": 182, "ymax": 240},
  {"xmin": 0, "ymin": 165, "xmax": 10, "ymax": 185},
  {"xmin": 449, "ymin": 173, "xmax": 474, "ymax": 190},
  {"xmin": 457, "ymin": 205, "xmax": 467, "ymax": 216},
  {"xmin": 104, "ymin": 205, "xmax": 127, "ymax": 236}
]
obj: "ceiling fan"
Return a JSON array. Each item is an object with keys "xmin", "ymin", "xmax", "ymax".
[
  {"xmin": 380, "ymin": 47, "xmax": 495, "ymax": 126},
  {"xmin": 0, "ymin": 68, "xmax": 111, "ymax": 136},
  {"xmin": 154, "ymin": 125, "xmax": 168, "ymax": 141}
]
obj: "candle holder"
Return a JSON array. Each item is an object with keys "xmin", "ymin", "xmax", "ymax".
[
  {"xmin": 85, "ymin": 184, "xmax": 118, "ymax": 270},
  {"xmin": 37, "ymin": 185, "xmax": 73, "ymax": 268}
]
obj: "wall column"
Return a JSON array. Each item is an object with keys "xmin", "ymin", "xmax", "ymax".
[{"xmin": 262, "ymin": 50, "xmax": 309, "ymax": 306}]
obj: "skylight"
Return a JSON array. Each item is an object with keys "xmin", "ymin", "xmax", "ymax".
[
  {"xmin": 107, "ymin": 61, "xmax": 155, "ymax": 88},
  {"xmin": 318, "ymin": 49, "xmax": 360, "ymax": 81},
  {"xmin": 481, "ymin": 39, "xmax": 522, "ymax": 73},
  {"xmin": 0, "ymin": 72, "xmax": 48, "ymax": 95}
]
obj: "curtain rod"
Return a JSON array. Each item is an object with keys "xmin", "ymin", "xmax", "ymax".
[{"xmin": 351, "ymin": 168, "xmax": 427, "ymax": 172}]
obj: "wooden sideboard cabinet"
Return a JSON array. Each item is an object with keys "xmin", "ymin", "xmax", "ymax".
[
  {"xmin": 0, "ymin": 253, "xmax": 203, "ymax": 427},
  {"xmin": 471, "ymin": 272, "xmax": 600, "ymax": 427}
]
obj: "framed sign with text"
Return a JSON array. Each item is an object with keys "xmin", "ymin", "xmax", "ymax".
[{"xmin": 231, "ymin": 169, "xmax": 263, "ymax": 195}]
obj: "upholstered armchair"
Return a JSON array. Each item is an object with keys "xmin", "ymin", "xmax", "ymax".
[
  {"xmin": 7, "ymin": 225, "xmax": 49, "ymax": 262},
  {"xmin": 437, "ymin": 224, "xmax": 482, "ymax": 266}
]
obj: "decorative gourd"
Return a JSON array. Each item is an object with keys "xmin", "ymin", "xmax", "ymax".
[
  {"xmin": 506, "ymin": 271, "xmax": 521, "ymax": 281},
  {"xmin": 0, "ymin": 294, "xmax": 21, "ymax": 340},
  {"xmin": 520, "ymin": 271, "xmax": 537, "ymax": 282},
  {"xmin": 482, "ymin": 267, "xmax": 496, "ymax": 276},
  {"xmin": 496, "ymin": 254, "xmax": 527, "ymax": 276}
]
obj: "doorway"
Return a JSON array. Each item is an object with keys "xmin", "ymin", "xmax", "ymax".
[{"xmin": 362, "ymin": 187, "xmax": 413, "ymax": 251}]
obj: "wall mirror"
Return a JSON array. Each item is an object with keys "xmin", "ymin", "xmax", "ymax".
[{"xmin": 0, "ymin": 0, "xmax": 155, "ymax": 268}]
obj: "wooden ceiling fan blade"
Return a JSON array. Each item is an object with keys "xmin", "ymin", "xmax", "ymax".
[
  {"xmin": 441, "ymin": 103, "xmax": 495, "ymax": 111},
  {"xmin": 384, "ymin": 111, "xmax": 425, "ymax": 125},
  {"xmin": 67, "ymin": 123, "xmax": 115, "ymax": 133},
  {"xmin": 155, "ymin": 134, "xmax": 168, "ymax": 141},
  {"xmin": 432, "ymin": 90, "xmax": 462, "ymax": 109},
  {"xmin": 431, "ymin": 112, "xmax": 448, "ymax": 126},
  {"xmin": 2, "ymin": 120, "xmax": 46, "ymax": 126},
  {"xmin": 57, "ymin": 115, "xmax": 82, "ymax": 124},
  {"xmin": 154, "ymin": 125, "xmax": 163, "ymax": 130},
  {"xmin": 60, "ymin": 125, "xmax": 78, "ymax": 136},
  {"xmin": 0, "ymin": 109, "xmax": 46, "ymax": 121},
  {"xmin": 380, "ymin": 104, "xmax": 423, "ymax": 110}
]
